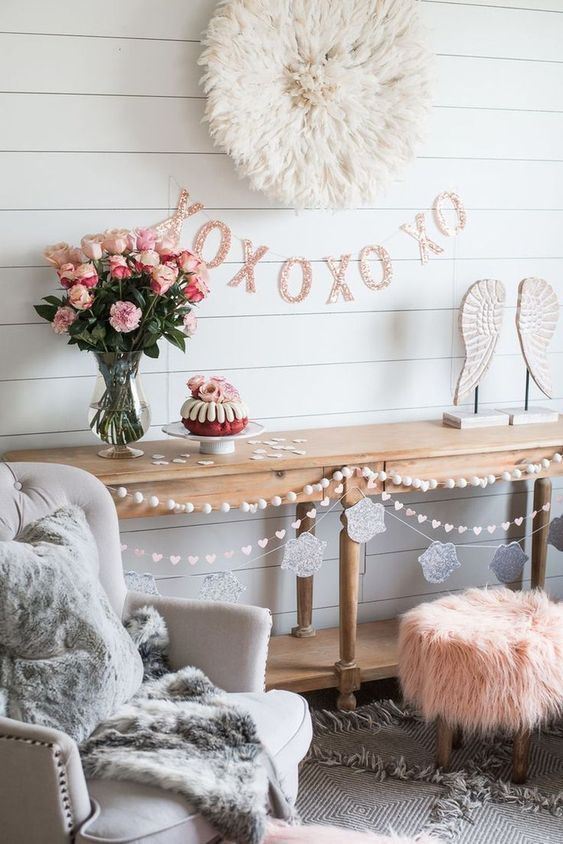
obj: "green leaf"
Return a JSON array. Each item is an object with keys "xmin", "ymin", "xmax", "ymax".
[
  {"xmin": 43, "ymin": 295, "xmax": 63, "ymax": 306},
  {"xmin": 163, "ymin": 331, "xmax": 186, "ymax": 353},
  {"xmin": 34, "ymin": 304, "xmax": 57, "ymax": 321},
  {"xmin": 144, "ymin": 343, "xmax": 160, "ymax": 358}
]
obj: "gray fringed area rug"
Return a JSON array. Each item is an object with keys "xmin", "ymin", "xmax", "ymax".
[{"xmin": 297, "ymin": 701, "xmax": 563, "ymax": 843}]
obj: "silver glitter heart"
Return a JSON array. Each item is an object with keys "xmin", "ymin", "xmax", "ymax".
[
  {"xmin": 345, "ymin": 498, "xmax": 386, "ymax": 544},
  {"xmin": 418, "ymin": 541, "xmax": 461, "ymax": 584},
  {"xmin": 199, "ymin": 571, "xmax": 245, "ymax": 603},
  {"xmin": 548, "ymin": 515, "xmax": 563, "ymax": 552},
  {"xmin": 489, "ymin": 542, "xmax": 528, "ymax": 584},
  {"xmin": 281, "ymin": 532, "xmax": 327, "ymax": 577},
  {"xmin": 124, "ymin": 570, "xmax": 160, "ymax": 596}
]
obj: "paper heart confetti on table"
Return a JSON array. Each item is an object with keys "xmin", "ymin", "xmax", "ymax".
[
  {"xmin": 418, "ymin": 541, "xmax": 461, "ymax": 584},
  {"xmin": 199, "ymin": 571, "xmax": 245, "ymax": 603},
  {"xmin": 281, "ymin": 531, "xmax": 327, "ymax": 577},
  {"xmin": 489, "ymin": 542, "xmax": 528, "ymax": 584},
  {"xmin": 345, "ymin": 498, "xmax": 386, "ymax": 544}
]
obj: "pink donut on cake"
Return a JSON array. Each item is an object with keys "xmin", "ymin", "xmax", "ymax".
[{"xmin": 181, "ymin": 375, "xmax": 249, "ymax": 437}]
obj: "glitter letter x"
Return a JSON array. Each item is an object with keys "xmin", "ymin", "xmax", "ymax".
[
  {"xmin": 400, "ymin": 212, "xmax": 444, "ymax": 265},
  {"xmin": 228, "ymin": 239, "xmax": 269, "ymax": 293}
]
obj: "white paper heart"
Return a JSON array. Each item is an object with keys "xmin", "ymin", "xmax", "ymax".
[
  {"xmin": 152, "ymin": 454, "xmax": 166, "ymax": 459},
  {"xmin": 432, "ymin": 519, "xmax": 441, "ymax": 529},
  {"xmin": 170, "ymin": 555, "xmax": 181, "ymax": 565},
  {"xmin": 258, "ymin": 538, "xmax": 268, "ymax": 548},
  {"xmin": 188, "ymin": 555, "xmax": 199, "ymax": 565},
  {"xmin": 172, "ymin": 458, "xmax": 186, "ymax": 464},
  {"xmin": 531, "ymin": 510, "xmax": 537, "ymax": 519},
  {"xmin": 120, "ymin": 543, "xmax": 128, "ymax": 552},
  {"xmin": 152, "ymin": 553, "xmax": 163, "ymax": 562},
  {"xmin": 250, "ymin": 455, "xmax": 265, "ymax": 460},
  {"xmin": 206, "ymin": 554, "xmax": 217, "ymax": 564},
  {"xmin": 473, "ymin": 526, "xmax": 482, "ymax": 536},
  {"xmin": 487, "ymin": 525, "xmax": 496, "ymax": 534},
  {"xmin": 291, "ymin": 520, "xmax": 301, "ymax": 529},
  {"xmin": 275, "ymin": 529, "xmax": 286, "ymax": 540},
  {"xmin": 152, "ymin": 460, "xmax": 169, "ymax": 465},
  {"xmin": 198, "ymin": 460, "xmax": 214, "ymax": 466},
  {"xmin": 542, "ymin": 503, "xmax": 551, "ymax": 512},
  {"xmin": 241, "ymin": 545, "xmax": 252, "ymax": 555},
  {"xmin": 406, "ymin": 508, "xmax": 415, "ymax": 517},
  {"xmin": 306, "ymin": 509, "xmax": 317, "ymax": 519},
  {"xmin": 417, "ymin": 514, "xmax": 427, "ymax": 523},
  {"xmin": 395, "ymin": 501, "xmax": 404, "ymax": 511},
  {"xmin": 514, "ymin": 517, "xmax": 524, "ymax": 527},
  {"xmin": 254, "ymin": 448, "xmax": 267, "ymax": 454},
  {"xmin": 334, "ymin": 483, "xmax": 344, "ymax": 495},
  {"xmin": 134, "ymin": 548, "xmax": 144, "ymax": 556},
  {"xmin": 293, "ymin": 450, "xmax": 306, "ymax": 456},
  {"xmin": 381, "ymin": 492, "xmax": 391, "ymax": 501},
  {"xmin": 444, "ymin": 524, "xmax": 454, "ymax": 533},
  {"xmin": 458, "ymin": 526, "xmax": 467, "ymax": 534},
  {"xmin": 224, "ymin": 550, "xmax": 235, "ymax": 559}
]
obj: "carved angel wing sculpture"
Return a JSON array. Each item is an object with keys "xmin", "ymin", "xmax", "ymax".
[
  {"xmin": 516, "ymin": 277, "xmax": 559, "ymax": 398},
  {"xmin": 454, "ymin": 279, "xmax": 506, "ymax": 405}
]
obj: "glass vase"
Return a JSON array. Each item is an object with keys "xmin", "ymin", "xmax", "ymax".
[{"xmin": 88, "ymin": 351, "xmax": 151, "ymax": 458}]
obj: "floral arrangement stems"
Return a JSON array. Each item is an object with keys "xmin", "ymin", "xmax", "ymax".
[{"xmin": 36, "ymin": 228, "xmax": 208, "ymax": 458}]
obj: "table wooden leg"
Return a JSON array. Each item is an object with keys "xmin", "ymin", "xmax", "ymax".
[
  {"xmin": 436, "ymin": 717, "xmax": 453, "ymax": 769},
  {"xmin": 292, "ymin": 502, "xmax": 316, "ymax": 638},
  {"xmin": 512, "ymin": 728, "xmax": 530, "ymax": 784},
  {"xmin": 531, "ymin": 477, "xmax": 552, "ymax": 589},
  {"xmin": 335, "ymin": 511, "xmax": 361, "ymax": 711}
]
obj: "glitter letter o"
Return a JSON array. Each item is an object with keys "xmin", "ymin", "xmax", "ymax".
[
  {"xmin": 193, "ymin": 220, "xmax": 232, "ymax": 268},
  {"xmin": 279, "ymin": 257, "xmax": 313, "ymax": 304}
]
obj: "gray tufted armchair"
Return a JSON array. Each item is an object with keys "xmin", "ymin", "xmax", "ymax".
[{"xmin": 0, "ymin": 461, "xmax": 312, "ymax": 844}]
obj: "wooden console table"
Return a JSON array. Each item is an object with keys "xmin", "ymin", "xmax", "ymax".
[{"xmin": 5, "ymin": 418, "xmax": 563, "ymax": 709}]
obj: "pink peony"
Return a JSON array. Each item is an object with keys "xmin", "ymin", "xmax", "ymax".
[
  {"xmin": 155, "ymin": 237, "xmax": 177, "ymax": 259},
  {"xmin": 187, "ymin": 375, "xmax": 205, "ymax": 396},
  {"xmin": 135, "ymin": 250, "xmax": 160, "ymax": 271},
  {"xmin": 184, "ymin": 274, "xmax": 209, "ymax": 303},
  {"xmin": 134, "ymin": 227, "xmax": 158, "ymax": 252},
  {"xmin": 182, "ymin": 312, "xmax": 198, "ymax": 336},
  {"xmin": 109, "ymin": 300, "xmax": 142, "ymax": 333},
  {"xmin": 177, "ymin": 250, "xmax": 205, "ymax": 274},
  {"xmin": 44, "ymin": 242, "xmax": 83, "ymax": 268},
  {"xmin": 222, "ymin": 381, "xmax": 240, "ymax": 401},
  {"xmin": 56, "ymin": 262, "xmax": 76, "ymax": 288},
  {"xmin": 52, "ymin": 306, "xmax": 78, "ymax": 335},
  {"xmin": 80, "ymin": 234, "xmax": 104, "ymax": 261},
  {"xmin": 199, "ymin": 378, "xmax": 225, "ymax": 402},
  {"xmin": 68, "ymin": 284, "xmax": 94, "ymax": 310},
  {"xmin": 102, "ymin": 228, "xmax": 131, "ymax": 255},
  {"xmin": 73, "ymin": 262, "xmax": 98, "ymax": 288},
  {"xmin": 108, "ymin": 254, "xmax": 132, "ymax": 280},
  {"xmin": 150, "ymin": 263, "xmax": 178, "ymax": 295}
]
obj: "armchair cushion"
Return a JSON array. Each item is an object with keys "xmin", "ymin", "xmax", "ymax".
[{"xmin": 0, "ymin": 506, "xmax": 143, "ymax": 742}]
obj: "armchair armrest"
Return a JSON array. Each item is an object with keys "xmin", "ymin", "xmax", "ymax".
[
  {"xmin": 125, "ymin": 591, "xmax": 272, "ymax": 693},
  {"xmin": 0, "ymin": 715, "xmax": 91, "ymax": 844}
]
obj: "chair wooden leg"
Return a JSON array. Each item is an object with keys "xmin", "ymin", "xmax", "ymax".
[
  {"xmin": 436, "ymin": 717, "xmax": 453, "ymax": 769},
  {"xmin": 512, "ymin": 728, "xmax": 530, "ymax": 784},
  {"xmin": 452, "ymin": 726, "xmax": 463, "ymax": 749}
]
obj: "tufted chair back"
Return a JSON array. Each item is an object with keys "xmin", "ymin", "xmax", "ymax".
[{"xmin": 0, "ymin": 461, "xmax": 126, "ymax": 616}]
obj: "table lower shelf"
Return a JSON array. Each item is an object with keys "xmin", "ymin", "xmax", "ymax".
[{"xmin": 265, "ymin": 618, "xmax": 400, "ymax": 693}]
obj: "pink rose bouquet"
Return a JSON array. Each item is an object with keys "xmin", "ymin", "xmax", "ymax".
[{"xmin": 35, "ymin": 227, "xmax": 209, "ymax": 358}]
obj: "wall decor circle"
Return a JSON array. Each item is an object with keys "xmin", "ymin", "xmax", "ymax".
[{"xmin": 200, "ymin": 0, "xmax": 433, "ymax": 210}]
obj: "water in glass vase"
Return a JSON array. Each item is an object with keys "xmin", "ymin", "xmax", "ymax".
[{"xmin": 88, "ymin": 351, "xmax": 151, "ymax": 458}]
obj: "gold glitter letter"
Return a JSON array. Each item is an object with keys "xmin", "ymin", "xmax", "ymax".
[
  {"xmin": 400, "ymin": 213, "xmax": 444, "ymax": 265},
  {"xmin": 325, "ymin": 254, "xmax": 354, "ymax": 304},
  {"xmin": 228, "ymin": 239, "xmax": 269, "ymax": 293},
  {"xmin": 193, "ymin": 220, "xmax": 232, "ymax": 269},
  {"xmin": 359, "ymin": 245, "xmax": 393, "ymax": 291},
  {"xmin": 278, "ymin": 257, "xmax": 312, "ymax": 304},
  {"xmin": 433, "ymin": 192, "xmax": 467, "ymax": 238}
]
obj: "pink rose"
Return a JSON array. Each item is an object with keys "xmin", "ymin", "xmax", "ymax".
[
  {"xmin": 108, "ymin": 254, "xmax": 132, "ymax": 280},
  {"xmin": 52, "ymin": 306, "xmax": 78, "ymax": 335},
  {"xmin": 184, "ymin": 274, "xmax": 209, "ymax": 303},
  {"xmin": 68, "ymin": 284, "xmax": 94, "ymax": 310},
  {"xmin": 136, "ymin": 250, "xmax": 160, "ymax": 271},
  {"xmin": 199, "ymin": 379, "xmax": 224, "ymax": 403},
  {"xmin": 155, "ymin": 237, "xmax": 177, "ymax": 259},
  {"xmin": 80, "ymin": 234, "xmax": 104, "ymax": 261},
  {"xmin": 222, "ymin": 381, "xmax": 240, "ymax": 401},
  {"xmin": 102, "ymin": 228, "xmax": 131, "ymax": 255},
  {"xmin": 177, "ymin": 250, "xmax": 205, "ymax": 274},
  {"xmin": 109, "ymin": 300, "xmax": 142, "ymax": 333},
  {"xmin": 73, "ymin": 262, "xmax": 98, "ymax": 288},
  {"xmin": 44, "ymin": 242, "xmax": 83, "ymax": 267},
  {"xmin": 150, "ymin": 263, "xmax": 178, "ymax": 295},
  {"xmin": 56, "ymin": 262, "xmax": 76, "ymax": 289},
  {"xmin": 134, "ymin": 227, "xmax": 158, "ymax": 252},
  {"xmin": 182, "ymin": 312, "xmax": 198, "ymax": 336},
  {"xmin": 187, "ymin": 375, "xmax": 205, "ymax": 397}
]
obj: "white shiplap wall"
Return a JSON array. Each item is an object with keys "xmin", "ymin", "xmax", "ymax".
[{"xmin": 1, "ymin": 0, "xmax": 562, "ymax": 631}]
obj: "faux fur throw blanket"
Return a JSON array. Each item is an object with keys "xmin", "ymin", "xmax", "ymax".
[{"xmin": 80, "ymin": 607, "xmax": 291, "ymax": 844}]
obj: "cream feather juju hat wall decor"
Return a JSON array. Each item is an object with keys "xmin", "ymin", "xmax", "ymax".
[{"xmin": 199, "ymin": 0, "xmax": 434, "ymax": 209}]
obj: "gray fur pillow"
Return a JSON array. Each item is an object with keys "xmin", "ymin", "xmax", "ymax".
[{"xmin": 0, "ymin": 505, "xmax": 143, "ymax": 742}]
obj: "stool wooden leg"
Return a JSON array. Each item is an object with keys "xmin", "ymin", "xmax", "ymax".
[
  {"xmin": 436, "ymin": 717, "xmax": 453, "ymax": 769},
  {"xmin": 512, "ymin": 728, "xmax": 530, "ymax": 784},
  {"xmin": 531, "ymin": 477, "xmax": 551, "ymax": 589},
  {"xmin": 292, "ymin": 503, "xmax": 316, "ymax": 638},
  {"xmin": 335, "ymin": 511, "xmax": 361, "ymax": 711},
  {"xmin": 452, "ymin": 726, "xmax": 463, "ymax": 749}
]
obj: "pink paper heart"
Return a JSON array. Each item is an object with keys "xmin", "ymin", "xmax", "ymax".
[
  {"xmin": 241, "ymin": 545, "xmax": 252, "ymax": 556},
  {"xmin": 188, "ymin": 555, "xmax": 199, "ymax": 565},
  {"xmin": 205, "ymin": 554, "xmax": 216, "ymax": 564},
  {"xmin": 258, "ymin": 538, "xmax": 268, "ymax": 548},
  {"xmin": 306, "ymin": 509, "xmax": 316, "ymax": 519},
  {"xmin": 334, "ymin": 483, "xmax": 344, "ymax": 495},
  {"xmin": 406, "ymin": 508, "xmax": 415, "ymax": 517},
  {"xmin": 432, "ymin": 519, "xmax": 441, "ymax": 529},
  {"xmin": 417, "ymin": 514, "xmax": 427, "ymax": 524},
  {"xmin": 381, "ymin": 492, "xmax": 391, "ymax": 501},
  {"xmin": 487, "ymin": 525, "xmax": 496, "ymax": 534},
  {"xmin": 291, "ymin": 520, "xmax": 301, "ymax": 530},
  {"xmin": 395, "ymin": 501, "xmax": 404, "ymax": 511},
  {"xmin": 121, "ymin": 543, "xmax": 128, "ymax": 552},
  {"xmin": 531, "ymin": 510, "xmax": 537, "ymax": 519},
  {"xmin": 367, "ymin": 476, "xmax": 378, "ymax": 489},
  {"xmin": 151, "ymin": 553, "xmax": 163, "ymax": 562},
  {"xmin": 514, "ymin": 517, "xmax": 523, "ymax": 527},
  {"xmin": 170, "ymin": 555, "xmax": 181, "ymax": 565},
  {"xmin": 501, "ymin": 521, "xmax": 510, "ymax": 531},
  {"xmin": 542, "ymin": 502, "xmax": 551, "ymax": 512},
  {"xmin": 224, "ymin": 550, "xmax": 235, "ymax": 559},
  {"xmin": 473, "ymin": 526, "xmax": 482, "ymax": 536},
  {"xmin": 444, "ymin": 524, "xmax": 454, "ymax": 533},
  {"xmin": 458, "ymin": 526, "xmax": 467, "ymax": 534},
  {"xmin": 134, "ymin": 548, "xmax": 144, "ymax": 557},
  {"xmin": 275, "ymin": 529, "xmax": 286, "ymax": 540}
]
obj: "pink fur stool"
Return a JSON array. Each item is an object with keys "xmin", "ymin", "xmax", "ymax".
[{"xmin": 398, "ymin": 587, "xmax": 563, "ymax": 783}]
